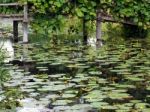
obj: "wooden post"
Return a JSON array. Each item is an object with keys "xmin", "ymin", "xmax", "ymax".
[
  {"xmin": 96, "ymin": 10, "xmax": 103, "ymax": 47},
  {"xmin": 23, "ymin": 4, "xmax": 28, "ymax": 43},
  {"xmin": 13, "ymin": 21, "xmax": 18, "ymax": 42}
]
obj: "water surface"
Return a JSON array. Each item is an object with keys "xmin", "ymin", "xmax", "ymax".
[{"xmin": 1, "ymin": 38, "xmax": 150, "ymax": 112}]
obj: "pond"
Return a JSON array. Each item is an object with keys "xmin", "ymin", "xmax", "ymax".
[{"xmin": 0, "ymin": 38, "xmax": 150, "ymax": 112}]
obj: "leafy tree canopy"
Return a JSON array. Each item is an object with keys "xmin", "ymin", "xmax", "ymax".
[
  {"xmin": 0, "ymin": 0, "xmax": 149, "ymax": 28},
  {"xmin": 19, "ymin": 0, "xmax": 149, "ymax": 28}
]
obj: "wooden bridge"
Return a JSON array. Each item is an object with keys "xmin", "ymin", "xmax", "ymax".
[
  {"xmin": 0, "ymin": 3, "xmax": 29, "ymax": 43},
  {"xmin": 0, "ymin": 3, "xmax": 140, "ymax": 44}
]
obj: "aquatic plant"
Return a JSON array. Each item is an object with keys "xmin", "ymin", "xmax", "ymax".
[{"xmin": 0, "ymin": 49, "xmax": 10, "ymax": 86}]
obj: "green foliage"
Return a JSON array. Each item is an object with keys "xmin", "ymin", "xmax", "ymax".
[
  {"xmin": 1, "ymin": 0, "xmax": 149, "ymax": 38},
  {"xmin": 0, "ymin": 88, "xmax": 23, "ymax": 110},
  {"xmin": 22, "ymin": 0, "xmax": 149, "ymax": 38},
  {"xmin": 103, "ymin": 23, "xmax": 124, "ymax": 41},
  {"xmin": 0, "ymin": 49, "xmax": 10, "ymax": 86},
  {"xmin": 0, "ymin": 0, "xmax": 23, "ymax": 14},
  {"xmin": 0, "ymin": 6, "xmax": 22, "ymax": 14},
  {"xmin": 30, "ymin": 15, "xmax": 85, "ymax": 41},
  {"xmin": 23, "ymin": 0, "xmax": 149, "ymax": 26},
  {"xmin": 112, "ymin": 0, "xmax": 150, "ymax": 29},
  {"xmin": 0, "ymin": 0, "xmax": 17, "ymax": 3},
  {"xmin": 0, "ymin": 49, "xmax": 22, "ymax": 110},
  {"xmin": 0, "ymin": 67, "xmax": 9, "ymax": 85}
]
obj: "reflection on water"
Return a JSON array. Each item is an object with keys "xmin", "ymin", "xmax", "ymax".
[
  {"xmin": 0, "ymin": 38, "xmax": 14, "ymax": 62},
  {"xmin": 88, "ymin": 37, "xmax": 103, "ymax": 48}
]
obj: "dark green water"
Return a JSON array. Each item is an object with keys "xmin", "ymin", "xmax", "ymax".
[{"xmin": 1, "ymin": 38, "xmax": 150, "ymax": 112}]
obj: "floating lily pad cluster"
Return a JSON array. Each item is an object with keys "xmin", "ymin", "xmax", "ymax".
[{"xmin": 1, "ymin": 40, "xmax": 150, "ymax": 111}]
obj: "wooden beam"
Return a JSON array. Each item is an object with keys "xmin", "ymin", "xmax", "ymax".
[
  {"xmin": 23, "ymin": 4, "xmax": 28, "ymax": 22},
  {"xmin": 0, "ymin": 18, "xmax": 23, "ymax": 21},
  {"xmin": 0, "ymin": 3, "xmax": 21, "ymax": 6},
  {"xmin": 0, "ymin": 14, "xmax": 23, "ymax": 18},
  {"xmin": 0, "ymin": 14, "xmax": 24, "ymax": 21},
  {"xmin": 100, "ymin": 15, "xmax": 136, "ymax": 26},
  {"xmin": 0, "ymin": 14, "xmax": 32, "ymax": 21},
  {"xmin": 96, "ymin": 10, "xmax": 102, "ymax": 42}
]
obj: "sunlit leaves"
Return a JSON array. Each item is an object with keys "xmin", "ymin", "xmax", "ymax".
[{"xmin": 113, "ymin": 0, "xmax": 150, "ymax": 28}]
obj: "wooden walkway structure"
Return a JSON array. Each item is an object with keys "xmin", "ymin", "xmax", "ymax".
[
  {"xmin": 0, "ymin": 3, "xmax": 29, "ymax": 43},
  {"xmin": 96, "ymin": 10, "xmax": 137, "ymax": 45},
  {"xmin": 0, "ymin": 3, "xmax": 139, "ymax": 45}
]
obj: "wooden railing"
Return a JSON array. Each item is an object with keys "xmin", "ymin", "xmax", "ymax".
[{"xmin": 0, "ymin": 2, "xmax": 29, "ymax": 43}]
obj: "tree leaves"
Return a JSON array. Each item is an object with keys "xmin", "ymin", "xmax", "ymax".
[
  {"xmin": 75, "ymin": 8, "xmax": 84, "ymax": 17},
  {"xmin": 113, "ymin": 0, "xmax": 150, "ymax": 28}
]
